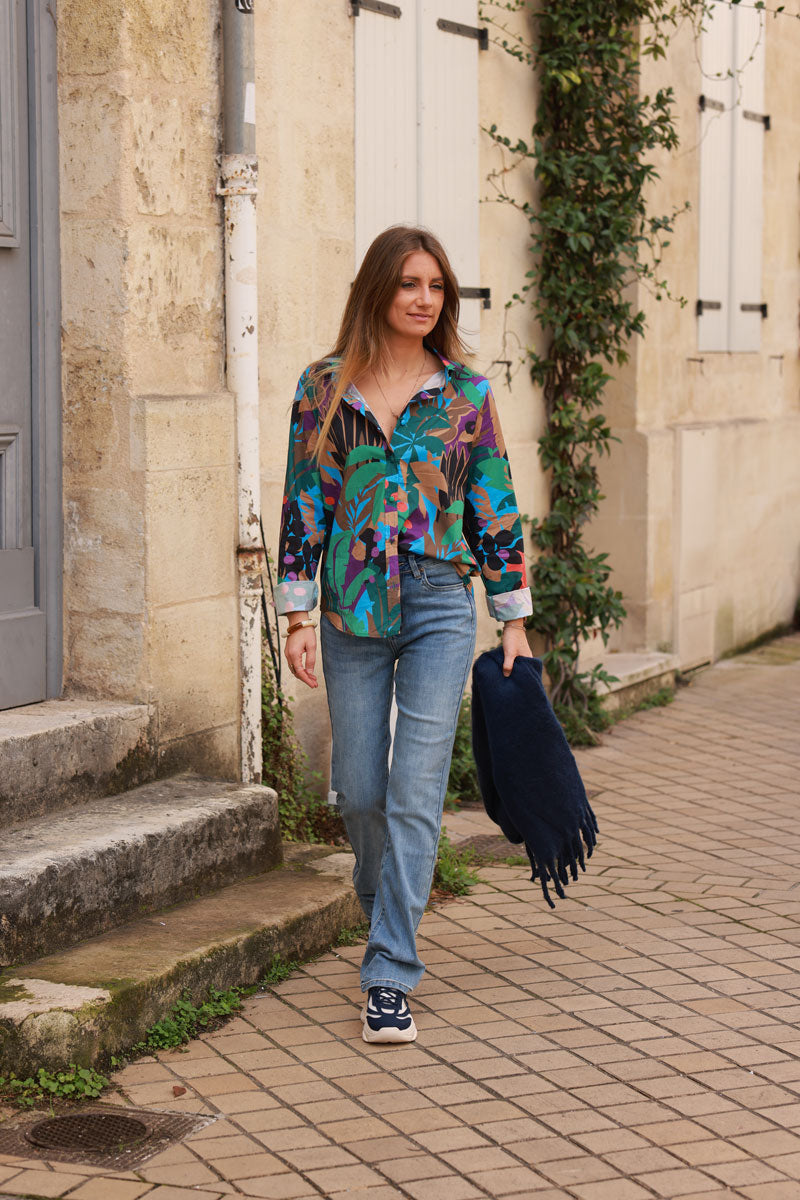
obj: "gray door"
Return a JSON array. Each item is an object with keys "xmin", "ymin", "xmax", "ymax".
[{"xmin": 0, "ymin": 0, "xmax": 59, "ymax": 708}]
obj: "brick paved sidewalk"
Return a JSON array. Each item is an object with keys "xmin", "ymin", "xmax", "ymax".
[{"xmin": 1, "ymin": 635, "xmax": 799, "ymax": 1200}]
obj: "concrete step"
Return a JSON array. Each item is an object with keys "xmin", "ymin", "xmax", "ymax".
[
  {"xmin": 0, "ymin": 699, "xmax": 156, "ymax": 826},
  {"xmin": 0, "ymin": 776, "xmax": 282, "ymax": 967},
  {"xmin": 0, "ymin": 849, "xmax": 361, "ymax": 1072},
  {"xmin": 593, "ymin": 651, "xmax": 678, "ymax": 713}
]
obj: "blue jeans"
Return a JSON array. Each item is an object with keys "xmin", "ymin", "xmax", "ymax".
[{"xmin": 321, "ymin": 554, "xmax": 477, "ymax": 995}]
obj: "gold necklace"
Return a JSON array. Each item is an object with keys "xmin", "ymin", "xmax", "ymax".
[{"xmin": 373, "ymin": 352, "xmax": 428, "ymax": 419}]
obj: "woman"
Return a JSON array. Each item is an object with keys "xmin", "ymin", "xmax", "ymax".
[{"xmin": 276, "ymin": 225, "xmax": 533, "ymax": 1044}]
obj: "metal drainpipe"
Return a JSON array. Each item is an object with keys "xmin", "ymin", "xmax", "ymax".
[{"xmin": 217, "ymin": 0, "xmax": 264, "ymax": 783}]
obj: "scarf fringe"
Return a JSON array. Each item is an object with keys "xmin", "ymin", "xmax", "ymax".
[{"xmin": 527, "ymin": 800, "xmax": 599, "ymax": 909}]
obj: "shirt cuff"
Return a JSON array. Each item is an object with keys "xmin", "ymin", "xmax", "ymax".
[
  {"xmin": 274, "ymin": 579, "xmax": 319, "ymax": 615},
  {"xmin": 486, "ymin": 587, "xmax": 533, "ymax": 623}
]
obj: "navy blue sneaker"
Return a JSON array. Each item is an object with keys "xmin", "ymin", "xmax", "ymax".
[{"xmin": 362, "ymin": 986, "xmax": 417, "ymax": 1043}]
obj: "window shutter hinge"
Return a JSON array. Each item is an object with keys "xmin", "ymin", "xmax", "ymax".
[
  {"xmin": 740, "ymin": 302, "xmax": 768, "ymax": 318},
  {"xmin": 698, "ymin": 94, "xmax": 724, "ymax": 113},
  {"xmin": 437, "ymin": 18, "xmax": 488, "ymax": 50},
  {"xmin": 696, "ymin": 300, "xmax": 722, "ymax": 316},
  {"xmin": 460, "ymin": 286, "xmax": 491, "ymax": 310},
  {"xmin": 351, "ymin": 1, "xmax": 401, "ymax": 17},
  {"xmin": 743, "ymin": 109, "xmax": 771, "ymax": 130}
]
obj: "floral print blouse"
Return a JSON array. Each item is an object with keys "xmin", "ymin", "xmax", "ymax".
[{"xmin": 275, "ymin": 352, "xmax": 533, "ymax": 638}]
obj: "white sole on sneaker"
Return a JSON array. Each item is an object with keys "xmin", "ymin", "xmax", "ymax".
[
  {"xmin": 360, "ymin": 1003, "xmax": 418, "ymax": 1043},
  {"xmin": 362, "ymin": 1015, "xmax": 417, "ymax": 1044}
]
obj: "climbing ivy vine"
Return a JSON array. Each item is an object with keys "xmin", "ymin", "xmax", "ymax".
[
  {"xmin": 482, "ymin": 0, "xmax": 794, "ymax": 741},
  {"xmin": 480, "ymin": 0, "xmax": 715, "ymax": 741}
]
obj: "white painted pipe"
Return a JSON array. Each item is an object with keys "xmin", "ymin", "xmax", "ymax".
[
  {"xmin": 219, "ymin": 0, "xmax": 262, "ymax": 784},
  {"xmin": 219, "ymin": 153, "xmax": 263, "ymax": 783}
]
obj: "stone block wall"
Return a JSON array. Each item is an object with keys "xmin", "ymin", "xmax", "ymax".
[
  {"xmin": 58, "ymin": 0, "xmax": 240, "ymax": 776},
  {"xmin": 593, "ymin": 14, "xmax": 800, "ymax": 664},
  {"xmin": 253, "ymin": 2, "xmax": 548, "ymax": 776}
]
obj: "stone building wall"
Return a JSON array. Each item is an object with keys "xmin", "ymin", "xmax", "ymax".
[
  {"xmin": 254, "ymin": 2, "xmax": 547, "ymax": 774},
  {"xmin": 58, "ymin": 0, "xmax": 240, "ymax": 776},
  {"xmin": 55, "ymin": 1, "xmax": 797, "ymax": 784},
  {"xmin": 592, "ymin": 14, "xmax": 800, "ymax": 664}
]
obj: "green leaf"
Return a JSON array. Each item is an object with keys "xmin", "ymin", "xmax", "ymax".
[
  {"xmin": 346, "ymin": 443, "xmax": 386, "ymax": 466},
  {"xmin": 344, "ymin": 462, "xmax": 384, "ymax": 501}
]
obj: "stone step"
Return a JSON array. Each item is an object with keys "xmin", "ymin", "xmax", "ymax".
[
  {"xmin": 0, "ymin": 849, "xmax": 360, "ymax": 1072},
  {"xmin": 0, "ymin": 776, "xmax": 282, "ymax": 967},
  {"xmin": 593, "ymin": 651, "xmax": 678, "ymax": 713},
  {"xmin": 0, "ymin": 699, "xmax": 156, "ymax": 826}
]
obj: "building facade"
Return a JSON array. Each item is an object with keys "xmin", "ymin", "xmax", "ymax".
[{"xmin": 1, "ymin": 0, "xmax": 797, "ymax": 781}]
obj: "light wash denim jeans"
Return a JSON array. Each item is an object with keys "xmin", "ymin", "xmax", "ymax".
[{"xmin": 321, "ymin": 554, "xmax": 477, "ymax": 995}]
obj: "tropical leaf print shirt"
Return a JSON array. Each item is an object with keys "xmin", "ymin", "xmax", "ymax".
[{"xmin": 275, "ymin": 352, "xmax": 533, "ymax": 638}]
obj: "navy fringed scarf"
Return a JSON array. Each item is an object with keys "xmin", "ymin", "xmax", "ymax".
[{"xmin": 471, "ymin": 648, "xmax": 599, "ymax": 907}]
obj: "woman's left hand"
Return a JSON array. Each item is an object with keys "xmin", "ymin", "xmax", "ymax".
[{"xmin": 502, "ymin": 621, "xmax": 534, "ymax": 677}]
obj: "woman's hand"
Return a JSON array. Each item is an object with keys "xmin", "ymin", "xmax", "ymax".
[
  {"xmin": 502, "ymin": 620, "xmax": 533, "ymax": 677},
  {"xmin": 285, "ymin": 626, "xmax": 318, "ymax": 689}
]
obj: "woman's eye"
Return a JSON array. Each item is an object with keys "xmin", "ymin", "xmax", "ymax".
[
  {"xmin": 431, "ymin": 282, "xmax": 444, "ymax": 291},
  {"xmin": 401, "ymin": 281, "xmax": 415, "ymax": 289}
]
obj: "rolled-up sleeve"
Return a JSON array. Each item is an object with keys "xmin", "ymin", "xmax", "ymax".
[
  {"xmin": 275, "ymin": 373, "xmax": 328, "ymax": 617},
  {"xmin": 464, "ymin": 382, "xmax": 533, "ymax": 623}
]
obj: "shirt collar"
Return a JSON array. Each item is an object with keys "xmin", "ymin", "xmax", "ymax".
[{"xmin": 342, "ymin": 346, "xmax": 455, "ymax": 412}]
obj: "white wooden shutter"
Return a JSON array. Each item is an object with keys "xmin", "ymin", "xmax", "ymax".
[
  {"xmin": 354, "ymin": 2, "xmax": 418, "ymax": 267},
  {"xmin": 729, "ymin": 6, "xmax": 766, "ymax": 352},
  {"xmin": 697, "ymin": 1, "xmax": 734, "ymax": 353},
  {"xmin": 417, "ymin": 0, "xmax": 482, "ymax": 346}
]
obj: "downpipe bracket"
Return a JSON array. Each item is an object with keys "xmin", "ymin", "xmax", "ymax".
[{"xmin": 237, "ymin": 546, "xmax": 267, "ymax": 575}]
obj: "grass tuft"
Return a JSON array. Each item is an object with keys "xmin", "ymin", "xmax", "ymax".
[{"xmin": 433, "ymin": 829, "xmax": 480, "ymax": 897}]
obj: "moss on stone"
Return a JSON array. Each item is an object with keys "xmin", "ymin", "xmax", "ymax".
[{"xmin": 0, "ymin": 981, "xmax": 32, "ymax": 1006}]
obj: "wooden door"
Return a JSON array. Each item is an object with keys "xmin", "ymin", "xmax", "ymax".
[{"xmin": 0, "ymin": 0, "xmax": 55, "ymax": 708}]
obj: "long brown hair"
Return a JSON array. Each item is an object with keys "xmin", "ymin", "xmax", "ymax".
[{"xmin": 312, "ymin": 225, "xmax": 469, "ymax": 459}]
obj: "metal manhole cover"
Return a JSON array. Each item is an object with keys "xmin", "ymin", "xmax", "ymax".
[
  {"xmin": 0, "ymin": 1105, "xmax": 215, "ymax": 1170},
  {"xmin": 457, "ymin": 833, "xmax": 526, "ymax": 859},
  {"xmin": 26, "ymin": 1112, "xmax": 148, "ymax": 1153}
]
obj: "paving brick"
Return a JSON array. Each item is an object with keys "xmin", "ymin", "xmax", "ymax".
[
  {"xmin": 235, "ymin": 1173, "xmax": 319, "ymax": 1198},
  {"xmin": 569, "ymin": 1181, "xmax": 651, "ymax": 1200},
  {"xmin": 732, "ymin": 1129, "xmax": 800, "ymax": 1156},
  {"xmin": 189, "ymin": 1072, "xmax": 257, "ymax": 1097},
  {"xmin": 441, "ymin": 1146, "xmax": 518, "ymax": 1173},
  {"xmin": 379, "ymin": 1155, "xmax": 456, "ymax": 1182},
  {"xmin": 279, "ymin": 1145, "xmax": 356, "ymax": 1171},
  {"xmin": 212, "ymin": 1091, "xmax": 282, "ymax": 1114},
  {"xmin": 0, "ymin": 1169, "xmax": 88, "ymax": 1197},
  {"xmin": 190, "ymin": 1134, "xmax": 264, "ymax": 1160},
  {"xmin": 474, "ymin": 1117, "xmax": 549, "ymax": 1143},
  {"xmin": 635, "ymin": 1167, "xmax": 732, "ymax": 1194},
  {"xmin": 234, "ymin": 1109, "xmax": 305, "ymax": 1133},
  {"xmin": 62, "ymin": 1180, "xmax": 151, "ymax": 1199},
  {"xmin": 468, "ymin": 1165, "xmax": 552, "ymax": 1194},
  {"xmin": 214, "ymin": 1152, "xmax": 288, "ymax": 1180},
  {"xmin": 670, "ymin": 1140, "xmax": 748, "ymax": 1166},
  {"xmin": 304, "ymin": 1162, "xmax": 384, "ymax": 1192},
  {"xmin": 403, "ymin": 1177, "xmax": 484, "ymax": 1200},
  {"xmin": 446, "ymin": 1100, "xmax": 524, "ymax": 1124},
  {"xmin": 604, "ymin": 1147, "xmax": 686, "ymax": 1173},
  {"xmin": 387, "ymin": 1108, "xmax": 460, "ymax": 1134},
  {"xmin": 141, "ymin": 1161, "xmax": 222, "ymax": 1186},
  {"xmin": 295, "ymin": 1098, "xmax": 365, "ymax": 1123},
  {"xmin": 705, "ymin": 1159, "xmax": 789, "ymax": 1186},
  {"xmin": 412, "ymin": 1127, "xmax": 490, "ymax": 1153},
  {"xmin": 541, "ymin": 1156, "xmax": 621, "ymax": 1186},
  {"xmin": 252, "ymin": 1127, "xmax": 328, "ymax": 1153}
]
